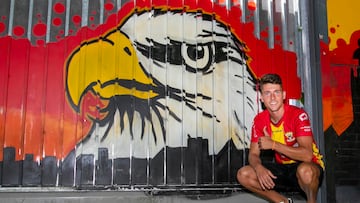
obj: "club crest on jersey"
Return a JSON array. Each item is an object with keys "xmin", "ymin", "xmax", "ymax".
[{"xmin": 285, "ymin": 132, "xmax": 295, "ymax": 142}]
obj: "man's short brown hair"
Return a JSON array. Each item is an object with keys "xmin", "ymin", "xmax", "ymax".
[{"xmin": 259, "ymin": 73, "xmax": 283, "ymax": 92}]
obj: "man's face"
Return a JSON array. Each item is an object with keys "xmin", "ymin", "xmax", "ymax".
[{"xmin": 260, "ymin": 83, "xmax": 286, "ymax": 113}]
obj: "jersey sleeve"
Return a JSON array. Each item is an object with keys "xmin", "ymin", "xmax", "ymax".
[
  {"xmin": 294, "ymin": 109, "xmax": 313, "ymax": 137},
  {"xmin": 251, "ymin": 114, "xmax": 267, "ymax": 143}
]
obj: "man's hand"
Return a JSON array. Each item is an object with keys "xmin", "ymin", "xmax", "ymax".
[
  {"xmin": 254, "ymin": 164, "xmax": 277, "ymax": 190},
  {"xmin": 258, "ymin": 126, "xmax": 274, "ymax": 150}
]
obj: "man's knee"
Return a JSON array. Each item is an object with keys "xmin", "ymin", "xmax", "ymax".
[
  {"xmin": 236, "ymin": 167, "xmax": 246, "ymax": 182},
  {"xmin": 237, "ymin": 166, "xmax": 252, "ymax": 184},
  {"xmin": 296, "ymin": 163, "xmax": 320, "ymax": 185}
]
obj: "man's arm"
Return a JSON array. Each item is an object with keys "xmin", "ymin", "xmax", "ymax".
[
  {"xmin": 249, "ymin": 141, "xmax": 277, "ymax": 190},
  {"xmin": 258, "ymin": 126, "xmax": 313, "ymax": 162},
  {"xmin": 273, "ymin": 136, "xmax": 313, "ymax": 162},
  {"xmin": 248, "ymin": 142, "xmax": 262, "ymax": 169}
]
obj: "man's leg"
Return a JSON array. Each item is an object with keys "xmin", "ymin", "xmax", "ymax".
[
  {"xmin": 237, "ymin": 166, "xmax": 289, "ymax": 203},
  {"xmin": 296, "ymin": 162, "xmax": 322, "ymax": 203}
]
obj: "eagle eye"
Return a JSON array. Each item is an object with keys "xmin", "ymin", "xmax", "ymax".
[{"xmin": 181, "ymin": 43, "xmax": 213, "ymax": 73}]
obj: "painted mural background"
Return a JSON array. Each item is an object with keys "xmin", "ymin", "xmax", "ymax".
[
  {"xmin": 0, "ymin": 0, "xmax": 302, "ymax": 188},
  {"xmin": 325, "ymin": 0, "xmax": 360, "ymax": 201},
  {"xmin": 325, "ymin": 0, "xmax": 360, "ymax": 135}
]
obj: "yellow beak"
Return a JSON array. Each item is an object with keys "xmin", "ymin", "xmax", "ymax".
[{"xmin": 65, "ymin": 30, "xmax": 158, "ymax": 109}]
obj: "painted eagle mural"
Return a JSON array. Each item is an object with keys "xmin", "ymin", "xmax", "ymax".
[
  {"xmin": 65, "ymin": 8, "xmax": 258, "ymax": 160},
  {"xmin": 0, "ymin": 0, "xmax": 302, "ymax": 187}
]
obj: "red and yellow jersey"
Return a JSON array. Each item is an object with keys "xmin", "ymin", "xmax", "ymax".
[{"xmin": 251, "ymin": 104, "xmax": 325, "ymax": 169}]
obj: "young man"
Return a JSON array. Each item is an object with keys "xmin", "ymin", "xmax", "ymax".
[{"xmin": 236, "ymin": 73, "xmax": 324, "ymax": 203}]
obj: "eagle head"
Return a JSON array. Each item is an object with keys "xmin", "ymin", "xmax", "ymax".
[{"xmin": 65, "ymin": 9, "xmax": 258, "ymax": 159}]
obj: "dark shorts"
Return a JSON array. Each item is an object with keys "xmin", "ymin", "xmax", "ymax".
[{"xmin": 262, "ymin": 162, "xmax": 324, "ymax": 192}]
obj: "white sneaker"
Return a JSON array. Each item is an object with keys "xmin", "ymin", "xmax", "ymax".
[{"xmin": 279, "ymin": 198, "xmax": 293, "ymax": 203}]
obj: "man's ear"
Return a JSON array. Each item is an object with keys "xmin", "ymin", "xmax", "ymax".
[
  {"xmin": 283, "ymin": 91, "xmax": 286, "ymax": 100},
  {"xmin": 259, "ymin": 94, "xmax": 264, "ymax": 102}
]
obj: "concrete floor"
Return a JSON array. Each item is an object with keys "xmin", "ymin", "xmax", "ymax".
[{"xmin": 0, "ymin": 190, "xmax": 307, "ymax": 203}]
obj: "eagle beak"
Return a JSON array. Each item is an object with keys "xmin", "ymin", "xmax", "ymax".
[{"xmin": 65, "ymin": 30, "xmax": 158, "ymax": 110}]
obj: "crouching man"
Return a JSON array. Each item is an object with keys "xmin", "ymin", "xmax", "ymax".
[{"xmin": 237, "ymin": 73, "xmax": 324, "ymax": 203}]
